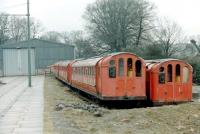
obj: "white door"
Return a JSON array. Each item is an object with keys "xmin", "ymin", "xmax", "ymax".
[{"xmin": 3, "ymin": 49, "xmax": 35, "ymax": 76}]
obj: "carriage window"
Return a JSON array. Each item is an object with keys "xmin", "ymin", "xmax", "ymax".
[
  {"xmin": 176, "ymin": 64, "xmax": 181, "ymax": 82},
  {"xmin": 127, "ymin": 58, "xmax": 133, "ymax": 77},
  {"xmin": 118, "ymin": 58, "xmax": 124, "ymax": 77},
  {"xmin": 89, "ymin": 67, "xmax": 91, "ymax": 75},
  {"xmin": 109, "ymin": 60, "xmax": 116, "ymax": 78},
  {"xmin": 159, "ymin": 67, "xmax": 165, "ymax": 84},
  {"xmin": 183, "ymin": 67, "xmax": 189, "ymax": 83},
  {"xmin": 90, "ymin": 67, "xmax": 92, "ymax": 76},
  {"xmin": 91, "ymin": 67, "xmax": 93, "ymax": 76},
  {"xmin": 135, "ymin": 60, "xmax": 142, "ymax": 77},
  {"xmin": 167, "ymin": 64, "xmax": 173, "ymax": 82},
  {"xmin": 93, "ymin": 68, "xmax": 96, "ymax": 76}
]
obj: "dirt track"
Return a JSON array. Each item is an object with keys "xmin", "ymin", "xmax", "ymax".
[{"xmin": 44, "ymin": 76, "xmax": 200, "ymax": 134}]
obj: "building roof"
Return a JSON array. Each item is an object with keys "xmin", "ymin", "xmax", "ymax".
[{"xmin": 0, "ymin": 39, "xmax": 75, "ymax": 49}]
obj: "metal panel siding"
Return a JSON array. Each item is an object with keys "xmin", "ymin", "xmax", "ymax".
[
  {"xmin": 3, "ymin": 49, "xmax": 35, "ymax": 76},
  {"xmin": 1, "ymin": 39, "xmax": 75, "ymax": 71},
  {"xmin": 35, "ymin": 46, "xmax": 74, "ymax": 69},
  {"xmin": 0, "ymin": 49, "xmax": 3, "ymax": 75}
]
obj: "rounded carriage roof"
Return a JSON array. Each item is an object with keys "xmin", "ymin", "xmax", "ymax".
[
  {"xmin": 145, "ymin": 59, "xmax": 192, "ymax": 71},
  {"xmin": 72, "ymin": 57, "xmax": 103, "ymax": 67},
  {"xmin": 107, "ymin": 52, "xmax": 138, "ymax": 57},
  {"xmin": 58, "ymin": 60, "xmax": 72, "ymax": 66},
  {"xmin": 54, "ymin": 61, "xmax": 62, "ymax": 65},
  {"xmin": 72, "ymin": 52, "xmax": 142, "ymax": 67}
]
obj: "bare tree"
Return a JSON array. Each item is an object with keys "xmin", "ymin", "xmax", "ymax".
[
  {"xmin": 84, "ymin": 0, "xmax": 155, "ymax": 53},
  {"xmin": 9, "ymin": 16, "xmax": 43, "ymax": 42},
  {"xmin": 30, "ymin": 18, "xmax": 43, "ymax": 39},
  {"xmin": 190, "ymin": 39, "xmax": 200, "ymax": 54},
  {"xmin": 9, "ymin": 16, "xmax": 27, "ymax": 42},
  {"xmin": 154, "ymin": 18, "xmax": 183, "ymax": 57},
  {"xmin": 134, "ymin": 0, "xmax": 155, "ymax": 46},
  {"xmin": 0, "ymin": 13, "xmax": 9, "ymax": 44},
  {"xmin": 60, "ymin": 31, "xmax": 71, "ymax": 44},
  {"xmin": 69, "ymin": 31, "xmax": 96, "ymax": 58},
  {"xmin": 40, "ymin": 31, "xmax": 62, "ymax": 42}
]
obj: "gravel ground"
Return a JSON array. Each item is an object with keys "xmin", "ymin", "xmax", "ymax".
[{"xmin": 44, "ymin": 76, "xmax": 200, "ymax": 134}]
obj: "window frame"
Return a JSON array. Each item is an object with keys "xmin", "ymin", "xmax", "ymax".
[
  {"xmin": 183, "ymin": 66, "xmax": 189, "ymax": 83},
  {"xmin": 127, "ymin": 58, "xmax": 133, "ymax": 78},
  {"xmin": 159, "ymin": 67, "xmax": 165, "ymax": 84},
  {"xmin": 135, "ymin": 60, "xmax": 142, "ymax": 77},
  {"xmin": 109, "ymin": 60, "xmax": 116, "ymax": 78},
  {"xmin": 175, "ymin": 64, "xmax": 181, "ymax": 82},
  {"xmin": 118, "ymin": 58, "xmax": 124, "ymax": 77},
  {"xmin": 167, "ymin": 64, "xmax": 173, "ymax": 82}
]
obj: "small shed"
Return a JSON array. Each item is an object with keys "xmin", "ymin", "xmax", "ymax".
[{"xmin": 0, "ymin": 39, "xmax": 75, "ymax": 76}]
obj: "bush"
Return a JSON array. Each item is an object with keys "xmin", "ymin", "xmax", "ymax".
[
  {"xmin": 143, "ymin": 44, "xmax": 166, "ymax": 60},
  {"xmin": 190, "ymin": 62, "xmax": 200, "ymax": 85}
]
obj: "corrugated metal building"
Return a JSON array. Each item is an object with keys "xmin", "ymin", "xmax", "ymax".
[{"xmin": 0, "ymin": 39, "xmax": 75, "ymax": 76}]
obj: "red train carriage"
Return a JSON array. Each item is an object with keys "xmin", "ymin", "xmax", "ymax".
[
  {"xmin": 51, "ymin": 62, "xmax": 61, "ymax": 77},
  {"xmin": 71, "ymin": 52, "xmax": 146, "ymax": 100},
  {"xmin": 145, "ymin": 59, "xmax": 193, "ymax": 104},
  {"xmin": 57, "ymin": 61, "xmax": 71, "ymax": 83}
]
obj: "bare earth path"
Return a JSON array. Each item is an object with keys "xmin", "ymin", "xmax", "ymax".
[{"xmin": 44, "ymin": 76, "xmax": 200, "ymax": 134}]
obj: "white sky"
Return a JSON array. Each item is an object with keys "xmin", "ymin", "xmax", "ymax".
[
  {"xmin": 0, "ymin": 0, "xmax": 200, "ymax": 36},
  {"xmin": 150, "ymin": 0, "xmax": 200, "ymax": 36}
]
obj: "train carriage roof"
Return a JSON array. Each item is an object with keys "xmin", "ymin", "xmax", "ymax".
[
  {"xmin": 72, "ymin": 57, "xmax": 103, "ymax": 67},
  {"xmin": 145, "ymin": 59, "xmax": 178, "ymax": 64},
  {"xmin": 72, "ymin": 52, "xmax": 144, "ymax": 67},
  {"xmin": 145, "ymin": 59, "xmax": 192, "ymax": 71},
  {"xmin": 107, "ymin": 52, "xmax": 142, "ymax": 58},
  {"xmin": 59, "ymin": 60, "xmax": 72, "ymax": 66}
]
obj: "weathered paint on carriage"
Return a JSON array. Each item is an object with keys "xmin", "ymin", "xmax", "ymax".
[
  {"xmin": 96, "ymin": 53, "xmax": 146, "ymax": 100},
  {"xmin": 146, "ymin": 59, "xmax": 193, "ymax": 104},
  {"xmin": 51, "ymin": 52, "xmax": 147, "ymax": 100}
]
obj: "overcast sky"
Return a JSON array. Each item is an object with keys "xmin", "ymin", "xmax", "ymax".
[{"xmin": 0, "ymin": 0, "xmax": 200, "ymax": 36}]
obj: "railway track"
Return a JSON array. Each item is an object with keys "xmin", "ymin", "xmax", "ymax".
[
  {"xmin": 60, "ymin": 81, "xmax": 146, "ymax": 109},
  {"xmin": 65, "ymin": 85, "xmax": 99, "ymax": 105}
]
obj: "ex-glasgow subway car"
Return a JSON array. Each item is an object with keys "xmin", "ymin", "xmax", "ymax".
[
  {"xmin": 146, "ymin": 59, "xmax": 193, "ymax": 105},
  {"xmin": 51, "ymin": 52, "xmax": 147, "ymax": 101}
]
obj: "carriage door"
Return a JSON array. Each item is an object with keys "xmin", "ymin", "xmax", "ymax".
[
  {"xmin": 166, "ymin": 64, "xmax": 174, "ymax": 102},
  {"xmin": 182, "ymin": 67, "xmax": 191, "ymax": 100},
  {"xmin": 157, "ymin": 67, "xmax": 167, "ymax": 101},
  {"xmin": 126, "ymin": 58, "xmax": 135, "ymax": 96},
  {"xmin": 174, "ymin": 64, "xmax": 184, "ymax": 101},
  {"xmin": 116, "ymin": 58, "xmax": 126, "ymax": 96}
]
